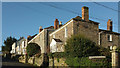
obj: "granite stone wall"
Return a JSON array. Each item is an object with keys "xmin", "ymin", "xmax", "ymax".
[
  {"xmin": 100, "ymin": 32, "xmax": 120, "ymax": 48},
  {"xmin": 50, "ymin": 20, "xmax": 74, "ymax": 45},
  {"xmin": 73, "ymin": 20, "xmax": 99, "ymax": 45}
]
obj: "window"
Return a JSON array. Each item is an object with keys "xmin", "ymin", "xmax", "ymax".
[
  {"xmin": 53, "ymin": 34, "xmax": 55, "ymax": 38},
  {"xmin": 108, "ymin": 34, "xmax": 112, "ymax": 41},
  {"xmin": 65, "ymin": 26, "xmax": 68, "ymax": 37}
]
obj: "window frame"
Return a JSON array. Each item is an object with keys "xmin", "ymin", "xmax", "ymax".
[{"xmin": 107, "ymin": 34, "xmax": 112, "ymax": 42}]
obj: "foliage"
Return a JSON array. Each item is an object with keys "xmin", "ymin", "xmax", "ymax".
[
  {"xmin": 98, "ymin": 47, "xmax": 111, "ymax": 58},
  {"xmin": 117, "ymin": 46, "xmax": 120, "ymax": 53},
  {"xmin": 48, "ymin": 52, "xmax": 65, "ymax": 58},
  {"xmin": 65, "ymin": 57, "xmax": 111, "ymax": 67},
  {"xmin": 57, "ymin": 58, "xmax": 59, "ymax": 62},
  {"xmin": 26, "ymin": 43, "xmax": 41, "ymax": 57},
  {"xmin": 48, "ymin": 34, "xmax": 111, "ymax": 67},
  {"xmin": 117, "ymin": 46, "xmax": 120, "ymax": 63},
  {"xmin": 64, "ymin": 34, "xmax": 111, "ymax": 67},
  {"xmin": 65, "ymin": 34, "xmax": 100, "ymax": 57},
  {"xmin": 2, "ymin": 36, "xmax": 17, "ymax": 52},
  {"xmin": 48, "ymin": 53, "xmax": 53, "ymax": 58}
]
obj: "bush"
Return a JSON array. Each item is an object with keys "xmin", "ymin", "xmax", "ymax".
[
  {"xmin": 65, "ymin": 57, "xmax": 111, "ymax": 67},
  {"xmin": 64, "ymin": 34, "xmax": 111, "ymax": 67},
  {"xmin": 26, "ymin": 43, "xmax": 41, "ymax": 57},
  {"xmin": 98, "ymin": 47, "xmax": 111, "ymax": 58},
  {"xmin": 65, "ymin": 34, "xmax": 100, "ymax": 57}
]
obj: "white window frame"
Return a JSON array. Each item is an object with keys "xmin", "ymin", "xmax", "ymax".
[
  {"xmin": 108, "ymin": 34, "xmax": 112, "ymax": 42},
  {"xmin": 110, "ymin": 35, "xmax": 112, "ymax": 41},
  {"xmin": 53, "ymin": 34, "xmax": 55, "ymax": 38},
  {"xmin": 65, "ymin": 26, "xmax": 68, "ymax": 37}
]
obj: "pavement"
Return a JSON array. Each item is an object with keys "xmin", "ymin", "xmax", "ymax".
[{"xmin": 1, "ymin": 56, "xmax": 40, "ymax": 68}]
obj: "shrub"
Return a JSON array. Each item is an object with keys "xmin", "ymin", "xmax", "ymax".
[
  {"xmin": 64, "ymin": 34, "xmax": 111, "ymax": 67},
  {"xmin": 65, "ymin": 34, "xmax": 100, "ymax": 57},
  {"xmin": 57, "ymin": 58, "xmax": 59, "ymax": 62},
  {"xmin": 65, "ymin": 57, "xmax": 111, "ymax": 67},
  {"xmin": 98, "ymin": 47, "xmax": 111, "ymax": 58},
  {"xmin": 26, "ymin": 43, "xmax": 41, "ymax": 57}
]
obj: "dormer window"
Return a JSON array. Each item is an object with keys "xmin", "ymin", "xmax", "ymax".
[{"xmin": 108, "ymin": 34, "xmax": 112, "ymax": 42}]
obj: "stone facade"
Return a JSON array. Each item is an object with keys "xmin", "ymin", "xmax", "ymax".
[
  {"xmin": 99, "ymin": 30, "xmax": 120, "ymax": 48},
  {"xmin": 73, "ymin": 18, "xmax": 99, "ymax": 45},
  {"xmin": 49, "ymin": 6, "xmax": 120, "ymax": 53},
  {"xmin": 28, "ymin": 29, "xmax": 54, "ymax": 54},
  {"xmin": 49, "ymin": 57, "xmax": 68, "ymax": 67},
  {"xmin": 50, "ymin": 19, "xmax": 74, "ymax": 45},
  {"xmin": 11, "ymin": 37, "xmax": 26, "ymax": 55},
  {"xmin": 10, "ymin": 42, "xmax": 16, "ymax": 54}
]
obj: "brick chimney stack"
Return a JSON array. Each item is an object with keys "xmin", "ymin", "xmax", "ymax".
[
  {"xmin": 82, "ymin": 6, "xmax": 89, "ymax": 21},
  {"xmin": 107, "ymin": 19, "xmax": 112, "ymax": 31},
  {"xmin": 54, "ymin": 19, "xmax": 59, "ymax": 29},
  {"xmin": 39, "ymin": 26, "xmax": 43, "ymax": 33}
]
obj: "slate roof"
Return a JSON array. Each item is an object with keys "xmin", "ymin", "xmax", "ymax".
[
  {"xmin": 44, "ymin": 26, "xmax": 54, "ymax": 29},
  {"xmin": 27, "ymin": 34, "xmax": 37, "ymax": 42},
  {"xmin": 99, "ymin": 29, "xmax": 120, "ymax": 35},
  {"xmin": 53, "ymin": 38, "xmax": 62, "ymax": 42},
  {"xmin": 73, "ymin": 16, "xmax": 99, "ymax": 25}
]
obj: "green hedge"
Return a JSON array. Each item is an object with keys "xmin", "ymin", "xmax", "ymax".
[{"xmin": 65, "ymin": 57, "xmax": 111, "ymax": 67}]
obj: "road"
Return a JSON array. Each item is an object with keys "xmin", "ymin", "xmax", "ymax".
[{"xmin": 1, "ymin": 56, "xmax": 40, "ymax": 68}]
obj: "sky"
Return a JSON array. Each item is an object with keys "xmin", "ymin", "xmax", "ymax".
[{"xmin": 2, "ymin": 2, "xmax": 119, "ymax": 51}]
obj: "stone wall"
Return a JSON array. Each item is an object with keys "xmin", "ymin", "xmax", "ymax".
[
  {"xmin": 50, "ymin": 20, "xmax": 74, "ymax": 45},
  {"xmin": 19, "ymin": 55, "xmax": 43, "ymax": 66},
  {"xmin": 19, "ymin": 55, "xmax": 26, "ymax": 63},
  {"xmin": 28, "ymin": 30, "xmax": 45, "ymax": 53},
  {"xmin": 49, "ymin": 19, "xmax": 100, "ymax": 52},
  {"xmin": 49, "ymin": 57, "xmax": 68, "ymax": 67},
  {"xmin": 28, "ymin": 29, "xmax": 54, "ymax": 54},
  {"xmin": 27, "ymin": 56, "xmax": 43, "ymax": 66},
  {"xmin": 100, "ymin": 32, "xmax": 120, "ymax": 48},
  {"xmin": 73, "ymin": 20, "xmax": 99, "ymax": 45}
]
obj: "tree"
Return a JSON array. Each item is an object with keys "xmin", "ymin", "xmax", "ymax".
[
  {"xmin": 2, "ymin": 45, "xmax": 5, "ymax": 51},
  {"xmin": 3, "ymin": 36, "xmax": 17, "ymax": 52},
  {"xmin": 26, "ymin": 43, "xmax": 41, "ymax": 57},
  {"xmin": 65, "ymin": 34, "xmax": 100, "ymax": 57},
  {"xmin": 64, "ymin": 34, "xmax": 111, "ymax": 67}
]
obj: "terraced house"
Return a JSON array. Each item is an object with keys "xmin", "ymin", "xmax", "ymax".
[
  {"xmin": 10, "ymin": 37, "xmax": 26, "ymax": 55},
  {"xmin": 49, "ymin": 6, "xmax": 120, "ymax": 53}
]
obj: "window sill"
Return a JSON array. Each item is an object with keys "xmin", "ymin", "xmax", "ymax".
[{"xmin": 108, "ymin": 41, "xmax": 112, "ymax": 42}]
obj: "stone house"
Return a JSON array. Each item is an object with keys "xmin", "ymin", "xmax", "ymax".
[
  {"xmin": 10, "ymin": 42, "xmax": 17, "ymax": 54},
  {"xmin": 21, "ymin": 40, "xmax": 27, "ymax": 55},
  {"xmin": 27, "ymin": 19, "xmax": 63, "ymax": 54},
  {"xmin": 12, "ymin": 37, "xmax": 26, "ymax": 55},
  {"xmin": 50, "ymin": 38, "xmax": 63, "ymax": 53},
  {"xmin": 27, "ymin": 26, "xmax": 55, "ymax": 54},
  {"xmin": 49, "ymin": 6, "xmax": 120, "ymax": 53}
]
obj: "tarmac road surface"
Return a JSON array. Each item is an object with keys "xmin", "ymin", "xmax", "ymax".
[{"xmin": 1, "ymin": 56, "xmax": 40, "ymax": 68}]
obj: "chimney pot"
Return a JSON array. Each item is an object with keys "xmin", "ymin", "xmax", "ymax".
[
  {"xmin": 39, "ymin": 26, "xmax": 42, "ymax": 29},
  {"xmin": 60, "ymin": 21, "xmax": 62, "ymax": 25},
  {"xmin": 39, "ymin": 26, "xmax": 43, "ymax": 33},
  {"xmin": 27, "ymin": 35, "xmax": 31, "ymax": 39},
  {"xmin": 82, "ymin": 6, "xmax": 89, "ymax": 21}
]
